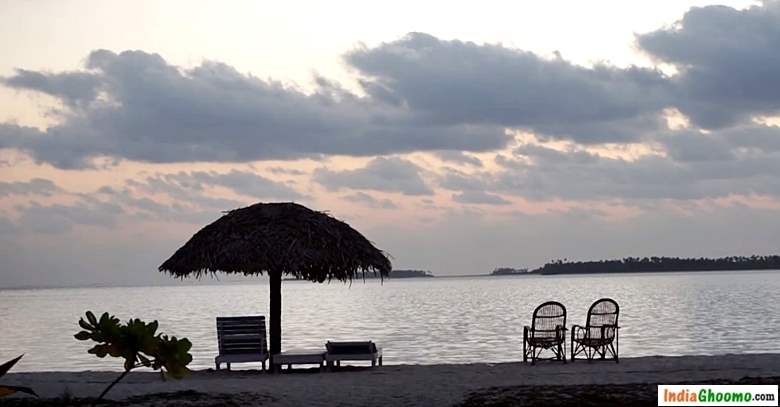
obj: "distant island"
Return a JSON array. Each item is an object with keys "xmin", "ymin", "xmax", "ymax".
[
  {"xmin": 286, "ymin": 269, "xmax": 434, "ymax": 281},
  {"xmin": 490, "ymin": 267, "xmax": 528, "ymax": 276},
  {"xmin": 388, "ymin": 269, "xmax": 434, "ymax": 278},
  {"xmin": 530, "ymin": 255, "xmax": 780, "ymax": 275},
  {"xmin": 354, "ymin": 269, "xmax": 434, "ymax": 279}
]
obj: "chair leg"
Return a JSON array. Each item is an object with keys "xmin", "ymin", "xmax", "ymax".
[
  {"xmin": 262, "ymin": 361, "xmax": 266, "ymax": 372},
  {"xmin": 609, "ymin": 342, "xmax": 618, "ymax": 363},
  {"xmin": 523, "ymin": 328, "xmax": 528, "ymax": 363},
  {"xmin": 570, "ymin": 337, "xmax": 573, "ymax": 362},
  {"xmin": 523, "ymin": 344, "xmax": 527, "ymax": 363},
  {"xmin": 379, "ymin": 356, "xmax": 383, "ymax": 366},
  {"xmin": 216, "ymin": 362, "xmax": 220, "ymax": 370},
  {"xmin": 227, "ymin": 363, "xmax": 231, "ymax": 371},
  {"xmin": 561, "ymin": 343, "xmax": 566, "ymax": 364},
  {"xmin": 523, "ymin": 333, "xmax": 528, "ymax": 363}
]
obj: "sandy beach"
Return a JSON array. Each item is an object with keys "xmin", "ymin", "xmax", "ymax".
[{"xmin": 3, "ymin": 354, "xmax": 779, "ymax": 406}]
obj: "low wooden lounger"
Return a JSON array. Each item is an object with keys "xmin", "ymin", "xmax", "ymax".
[{"xmin": 325, "ymin": 341, "xmax": 382, "ymax": 369}]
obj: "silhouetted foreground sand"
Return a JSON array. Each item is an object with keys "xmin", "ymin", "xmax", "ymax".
[{"xmin": 3, "ymin": 354, "xmax": 780, "ymax": 406}]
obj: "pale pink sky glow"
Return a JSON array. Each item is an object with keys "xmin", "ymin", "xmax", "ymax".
[{"xmin": 2, "ymin": 0, "xmax": 780, "ymax": 288}]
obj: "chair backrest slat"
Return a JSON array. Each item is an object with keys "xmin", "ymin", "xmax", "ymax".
[
  {"xmin": 531, "ymin": 301, "xmax": 567, "ymax": 335},
  {"xmin": 585, "ymin": 298, "xmax": 619, "ymax": 339},
  {"xmin": 216, "ymin": 316, "xmax": 268, "ymax": 355}
]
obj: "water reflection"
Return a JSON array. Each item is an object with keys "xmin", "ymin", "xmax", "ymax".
[{"xmin": 1, "ymin": 270, "xmax": 779, "ymax": 371}]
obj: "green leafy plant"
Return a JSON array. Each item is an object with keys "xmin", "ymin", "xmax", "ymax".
[
  {"xmin": 75, "ymin": 311, "xmax": 193, "ymax": 403},
  {"xmin": 0, "ymin": 354, "xmax": 37, "ymax": 398}
]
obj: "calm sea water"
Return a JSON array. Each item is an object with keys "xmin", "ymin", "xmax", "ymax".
[{"xmin": 1, "ymin": 270, "xmax": 779, "ymax": 372}]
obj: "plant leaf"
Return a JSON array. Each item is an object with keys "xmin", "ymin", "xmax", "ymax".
[
  {"xmin": 74, "ymin": 331, "xmax": 91, "ymax": 341},
  {"xmin": 164, "ymin": 365, "xmax": 190, "ymax": 380},
  {"xmin": 90, "ymin": 344, "xmax": 110, "ymax": 358},
  {"xmin": 0, "ymin": 355, "xmax": 23, "ymax": 378},
  {"xmin": 78, "ymin": 318, "xmax": 92, "ymax": 331},
  {"xmin": 137, "ymin": 354, "xmax": 152, "ymax": 367},
  {"xmin": 86, "ymin": 311, "xmax": 98, "ymax": 326}
]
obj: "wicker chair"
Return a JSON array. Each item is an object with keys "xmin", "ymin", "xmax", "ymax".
[
  {"xmin": 523, "ymin": 301, "xmax": 567, "ymax": 364},
  {"xmin": 571, "ymin": 298, "xmax": 620, "ymax": 363}
]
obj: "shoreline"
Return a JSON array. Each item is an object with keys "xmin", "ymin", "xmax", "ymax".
[{"xmin": 4, "ymin": 353, "xmax": 780, "ymax": 406}]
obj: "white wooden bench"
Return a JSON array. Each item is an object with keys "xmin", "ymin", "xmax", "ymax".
[{"xmin": 215, "ymin": 315, "xmax": 269, "ymax": 371}]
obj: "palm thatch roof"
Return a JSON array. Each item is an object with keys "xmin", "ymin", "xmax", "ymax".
[{"xmin": 158, "ymin": 202, "xmax": 391, "ymax": 282}]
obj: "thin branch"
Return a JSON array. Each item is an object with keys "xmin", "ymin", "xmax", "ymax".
[{"xmin": 93, "ymin": 368, "xmax": 131, "ymax": 406}]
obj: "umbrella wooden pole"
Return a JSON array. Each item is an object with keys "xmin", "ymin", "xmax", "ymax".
[{"xmin": 269, "ymin": 269, "xmax": 282, "ymax": 373}]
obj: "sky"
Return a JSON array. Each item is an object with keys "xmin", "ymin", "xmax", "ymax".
[{"xmin": 2, "ymin": 0, "xmax": 780, "ymax": 288}]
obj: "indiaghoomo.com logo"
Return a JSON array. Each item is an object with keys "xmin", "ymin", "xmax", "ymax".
[{"xmin": 659, "ymin": 385, "xmax": 778, "ymax": 406}]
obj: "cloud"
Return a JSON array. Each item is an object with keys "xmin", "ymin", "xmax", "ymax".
[
  {"xmin": 6, "ymin": 6, "xmax": 780, "ymax": 288},
  {"xmin": 3, "ymin": 183, "xmax": 199, "ymax": 235},
  {"xmin": 2, "ymin": 10, "xmax": 780, "ymax": 208},
  {"xmin": 438, "ymin": 168, "xmax": 510, "ymax": 205},
  {"xmin": 661, "ymin": 130, "xmax": 736, "ymax": 162},
  {"xmin": 0, "ymin": 49, "xmax": 508, "ymax": 168},
  {"xmin": 95, "ymin": 184, "xmax": 228, "ymax": 224},
  {"xmin": 488, "ymin": 137, "xmax": 780, "ymax": 201},
  {"xmin": 163, "ymin": 170, "xmax": 303, "ymax": 200},
  {"xmin": 342, "ymin": 191, "xmax": 398, "ymax": 209},
  {"xmin": 347, "ymin": 32, "xmax": 672, "ymax": 144},
  {"xmin": 716, "ymin": 124, "xmax": 780, "ymax": 153},
  {"xmin": 314, "ymin": 156, "xmax": 433, "ymax": 195},
  {"xmin": 637, "ymin": 2, "xmax": 780, "ymax": 128},
  {"xmin": 268, "ymin": 167, "xmax": 306, "ymax": 176},
  {"xmin": 16, "ymin": 199, "xmax": 123, "ymax": 234},
  {"xmin": 435, "ymin": 150, "xmax": 483, "ymax": 167},
  {"xmin": 125, "ymin": 175, "xmax": 245, "ymax": 210},
  {"xmin": 2, "ymin": 168, "xmax": 303, "ymax": 234},
  {"xmin": 108, "ymin": 169, "xmax": 304, "ymax": 223},
  {"xmin": 4, "ymin": 17, "xmax": 780, "ymax": 169},
  {"xmin": 452, "ymin": 190, "xmax": 510, "ymax": 205},
  {"xmin": 438, "ymin": 169, "xmax": 492, "ymax": 192},
  {"xmin": 0, "ymin": 178, "xmax": 60, "ymax": 197},
  {"xmin": 1, "ymin": 68, "xmax": 101, "ymax": 107}
]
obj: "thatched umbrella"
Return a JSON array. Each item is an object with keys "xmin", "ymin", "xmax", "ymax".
[{"xmin": 159, "ymin": 202, "xmax": 391, "ymax": 367}]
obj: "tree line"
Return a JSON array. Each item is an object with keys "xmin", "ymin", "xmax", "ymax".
[{"xmin": 530, "ymin": 255, "xmax": 780, "ymax": 275}]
